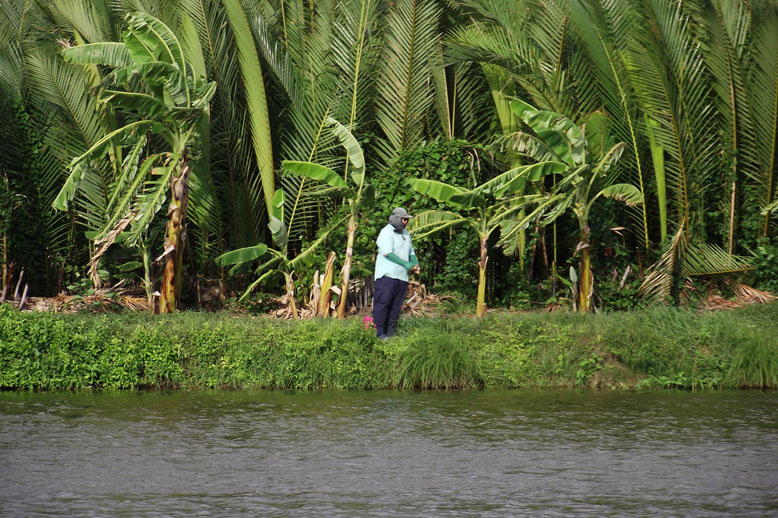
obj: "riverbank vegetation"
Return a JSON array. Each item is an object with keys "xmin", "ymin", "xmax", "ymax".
[
  {"xmin": 2, "ymin": 302, "xmax": 777, "ymax": 391},
  {"xmin": 1, "ymin": 0, "xmax": 778, "ymax": 317}
]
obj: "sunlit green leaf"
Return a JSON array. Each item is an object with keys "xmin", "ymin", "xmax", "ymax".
[
  {"xmin": 216, "ymin": 243, "xmax": 269, "ymax": 266},
  {"xmin": 283, "ymin": 161, "xmax": 348, "ymax": 188},
  {"xmin": 600, "ymin": 183, "xmax": 643, "ymax": 207}
]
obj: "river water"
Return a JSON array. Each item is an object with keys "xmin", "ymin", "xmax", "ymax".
[{"xmin": 1, "ymin": 389, "xmax": 776, "ymax": 517}]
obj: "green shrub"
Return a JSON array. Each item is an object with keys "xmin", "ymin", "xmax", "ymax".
[{"xmin": 750, "ymin": 238, "xmax": 778, "ymax": 293}]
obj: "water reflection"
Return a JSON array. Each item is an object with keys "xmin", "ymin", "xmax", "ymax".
[{"xmin": 1, "ymin": 390, "xmax": 777, "ymax": 517}]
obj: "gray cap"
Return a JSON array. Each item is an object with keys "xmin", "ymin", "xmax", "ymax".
[
  {"xmin": 390, "ymin": 207, "xmax": 413, "ymax": 219},
  {"xmin": 388, "ymin": 207, "xmax": 413, "ymax": 231}
]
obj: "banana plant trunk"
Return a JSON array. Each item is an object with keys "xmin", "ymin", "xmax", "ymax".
[
  {"xmin": 285, "ymin": 271, "xmax": 299, "ymax": 320},
  {"xmin": 336, "ymin": 215, "xmax": 357, "ymax": 318},
  {"xmin": 578, "ymin": 226, "xmax": 592, "ymax": 313},
  {"xmin": 318, "ymin": 251, "xmax": 336, "ymax": 317},
  {"xmin": 477, "ymin": 236, "xmax": 488, "ymax": 317},
  {"xmin": 142, "ymin": 240, "xmax": 153, "ymax": 314},
  {"xmin": 159, "ymin": 153, "xmax": 192, "ymax": 314}
]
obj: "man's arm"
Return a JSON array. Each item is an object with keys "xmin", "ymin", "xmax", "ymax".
[{"xmin": 385, "ymin": 252, "xmax": 412, "ymax": 270}]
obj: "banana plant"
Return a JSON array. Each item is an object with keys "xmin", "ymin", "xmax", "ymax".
[
  {"xmin": 216, "ymin": 189, "xmax": 347, "ymax": 319},
  {"xmin": 282, "ymin": 117, "xmax": 373, "ymax": 318},
  {"xmin": 409, "ymin": 160, "xmax": 567, "ymax": 317},
  {"xmin": 499, "ymin": 100, "xmax": 642, "ymax": 313},
  {"xmin": 52, "ymin": 12, "xmax": 217, "ymax": 313}
]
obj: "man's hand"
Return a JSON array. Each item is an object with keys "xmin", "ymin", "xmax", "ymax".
[{"xmin": 411, "ymin": 265, "xmax": 420, "ymax": 274}]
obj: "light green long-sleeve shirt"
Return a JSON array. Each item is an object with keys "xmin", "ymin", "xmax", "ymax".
[{"xmin": 374, "ymin": 224, "xmax": 415, "ymax": 281}]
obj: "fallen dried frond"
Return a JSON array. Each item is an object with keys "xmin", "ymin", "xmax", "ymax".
[
  {"xmin": 402, "ymin": 281, "xmax": 454, "ymax": 316},
  {"xmin": 700, "ymin": 282, "xmax": 777, "ymax": 311},
  {"xmin": 732, "ymin": 283, "xmax": 778, "ymax": 304},
  {"xmin": 21, "ymin": 292, "xmax": 149, "ymax": 313},
  {"xmin": 702, "ymin": 295, "xmax": 741, "ymax": 311},
  {"xmin": 273, "ymin": 294, "xmax": 315, "ymax": 320}
]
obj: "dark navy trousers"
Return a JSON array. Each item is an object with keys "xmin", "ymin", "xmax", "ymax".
[{"xmin": 372, "ymin": 276, "xmax": 408, "ymax": 338}]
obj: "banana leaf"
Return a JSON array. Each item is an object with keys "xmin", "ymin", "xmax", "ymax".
[
  {"xmin": 215, "ymin": 243, "xmax": 269, "ymax": 266},
  {"xmin": 410, "ymin": 179, "xmax": 484, "ymax": 208},
  {"xmin": 124, "ymin": 11, "xmax": 187, "ymax": 72},
  {"xmin": 60, "ymin": 42, "xmax": 133, "ymax": 67},
  {"xmin": 99, "ymin": 90, "xmax": 167, "ymax": 119},
  {"xmin": 407, "ymin": 209, "xmax": 468, "ymax": 239},
  {"xmin": 283, "ymin": 161, "xmax": 348, "ymax": 188},
  {"xmin": 491, "ymin": 161, "xmax": 567, "ymax": 197},
  {"xmin": 326, "ymin": 117, "xmax": 365, "ymax": 184},
  {"xmin": 599, "ymin": 183, "xmax": 643, "ymax": 207},
  {"xmin": 510, "ymin": 99, "xmax": 585, "ymax": 166}
]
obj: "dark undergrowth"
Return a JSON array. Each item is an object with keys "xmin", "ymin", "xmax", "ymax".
[{"xmin": 1, "ymin": 302, "xmax": 777, "ymax": 391}]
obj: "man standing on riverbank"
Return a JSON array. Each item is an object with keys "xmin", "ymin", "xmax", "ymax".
[{"xmin": 372, "ymin": 207, "xmax": 419, "ymax": 339}]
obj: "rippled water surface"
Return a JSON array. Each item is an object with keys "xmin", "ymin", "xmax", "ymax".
[{"xmin": 1, "ymin": 389, "xmax": 777, "ymax": 517}]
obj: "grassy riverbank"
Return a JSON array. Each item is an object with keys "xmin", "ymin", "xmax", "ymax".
[{"xmin": 1, "ymin": 303, "xmax": 777, "ymax": 391}]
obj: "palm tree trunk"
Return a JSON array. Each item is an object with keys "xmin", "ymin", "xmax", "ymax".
[
  {"xmin": 336, "ymin": 215, "xmax": 357, "ymax": 318},
  {"xmin": 476, "ymin": 236, "xmax": 488, "ymax": 317},
  {"xmin": 159, "ymin": 155, "xmax": 192, "ymax": 314}
]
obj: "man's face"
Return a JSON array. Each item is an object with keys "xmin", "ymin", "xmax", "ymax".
[{"xmin": 401, "ymin": 217, "xmax": 409, "ymax": 227}]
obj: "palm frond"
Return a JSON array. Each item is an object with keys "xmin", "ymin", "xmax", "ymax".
[
  {"xmin": 48, "ymin": 0, "xmax": 117, "ymax": 44},
  {"xmin": 448, "ymin": 61, "xmax": 493, "ymax": 142},
  {"xmin": 695, "ymin": 0, "xmax": 759, "ymax": 249},
  {"xmin": 223, "ymin": 0, "xmax": 275, "ymax": 216},
  {"xmin": 683, "ymin": 244, "xmax": 753, "ymax": 276},
  {"xmin": 330, "ymin": 0, "xmax": 381, "ymax": 129},
  {"xmin": 640, "ymin": 224, "xmax": 754, "ymax": 303},
  {"xmin": 639, "ymin": 224, "xmax": 686, "ymax": 302},
  {"xmin": 25, "ymin": 49, "xmax": 108, "ymax": 153},
  {"xmin": 375, "ymin": 0, "xmax": 441, "ymax": 164},
  {"xmin": 177, "ymin": 15, "xmax": 206, "ymax": 81},
  {"xmin": 185, "ymin": 0, "xmax": 263, "ymax": 246},
  {"xmin": 568, "ymin": 0, "xmax": 650, "ymax": 249},
  {"xmin": 747, "ymin": 1, "xmax": 778, "ymax": 236}
]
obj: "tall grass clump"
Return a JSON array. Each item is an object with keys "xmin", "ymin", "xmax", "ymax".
[
  {"xmin": 727, "ymin": 341, "xmax": 778, "ymax": 388},
  {"xmin": 391, "ymin": 319, "xmax": 485, "ymax": 389},
  {"xmin": 719, "ymin": 302, "xmax": 778, "ymax": 388}
]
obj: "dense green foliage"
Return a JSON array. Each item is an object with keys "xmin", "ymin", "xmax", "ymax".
[
  {"xmin": 1, "ymin": 0, "xmax": 777, "ymax": 312},
  {"xmin": 2, "ymin": 303, "xmax": 777, "ymax": 391}
]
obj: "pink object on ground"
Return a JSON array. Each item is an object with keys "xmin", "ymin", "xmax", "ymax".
[{"xmin": 363, "ymin": 316, "xmax": 375, "ymax": 329}]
